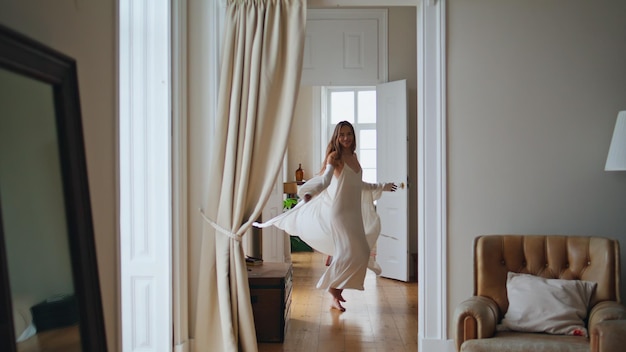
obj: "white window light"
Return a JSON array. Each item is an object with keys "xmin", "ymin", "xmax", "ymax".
[{"xmin": 605, "ymin": 111, "xmax": 626, "ymax": 171}]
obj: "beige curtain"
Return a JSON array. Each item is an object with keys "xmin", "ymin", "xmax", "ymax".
[{"xmin": 191, "ymin": 1, "xmax": 306, "ymax": 351}]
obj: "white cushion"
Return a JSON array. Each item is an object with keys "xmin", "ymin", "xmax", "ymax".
[{"xmin": 500, "ymin": 272, "xmax": 597, "ymax": 337}]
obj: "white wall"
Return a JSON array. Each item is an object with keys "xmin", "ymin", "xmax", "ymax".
[
  {"xmin": 447, "ymin": 0, "xmax": 626, "ymax": 335},
  {"xmin": 289, "ymin": 85, "xmax": 319, "ymax": 181},
  {"xmin": 187, "ymin": 0, "xmax": 215, "ymax": 335},
  {"xmin": 0, "ymin": 1, "xmax": 117, "ymax": 348}
]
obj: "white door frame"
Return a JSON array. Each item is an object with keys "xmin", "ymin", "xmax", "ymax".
[
  {"xmin": 416, "ymin": 1, "xmax": 451, "ymax": 350},
  {"xmin": 120, "ymin": 0, "xmax": 449, "ymax": 351},
  {"xmin": 118, "ymin": 0, "xmax": 173, "ymax": 351}
]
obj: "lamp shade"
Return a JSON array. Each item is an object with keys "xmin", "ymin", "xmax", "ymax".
[
  {"xmin": 283, "ymin": 181, "xmax": 298, "ymax": 195},
  {"xmin": 605, "ymin": 111, "xmax": 626, "ymax": 171}
]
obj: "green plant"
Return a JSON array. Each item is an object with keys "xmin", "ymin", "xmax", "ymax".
[{"xmin": 283, "ymin": 197, "xmax": 298, "ymax": 210}]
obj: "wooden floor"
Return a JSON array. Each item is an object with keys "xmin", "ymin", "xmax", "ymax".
[
  {"xmin": 258, "ymin": 251, "xmax": 418, "ymax": 352},
  {"xmin": 17, "ymin": 325, "xmax": 80, "ymax": 352}
]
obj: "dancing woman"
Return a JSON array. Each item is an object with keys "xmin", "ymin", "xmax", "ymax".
[{"xmin": 255, "ymin": 121, "xmax": 396, "ymax": 311}]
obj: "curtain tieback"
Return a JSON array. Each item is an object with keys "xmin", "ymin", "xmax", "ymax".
[{"xmin": 199, "ymin": 208, "xmax": 242, "ymax": 241}]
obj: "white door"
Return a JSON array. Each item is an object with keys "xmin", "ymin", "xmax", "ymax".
[{"xmin": 376, "ymin": 79, "xmax": 409, "ymax": 282}]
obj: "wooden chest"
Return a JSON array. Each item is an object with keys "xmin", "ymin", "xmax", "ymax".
[{"xmin": 247, "ymin": 262, "xmax": 292, "ymax": 342}]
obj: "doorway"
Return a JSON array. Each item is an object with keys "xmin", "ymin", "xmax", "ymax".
[
  {"xmin": 286, "ymin": 5, "xmax": 418, "ymax": 281},
  {"xmin": 244, "ymin": 2, "xmax": 425, "ymax": 349}
]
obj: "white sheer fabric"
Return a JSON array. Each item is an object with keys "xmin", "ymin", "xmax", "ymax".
[
  {"xmin": 190, "ymin": 1, "xmax": 305, "ymax": 351},
  {"xmin": 254, "ymin": 164, "xmax": 386, "ymax": 283}
]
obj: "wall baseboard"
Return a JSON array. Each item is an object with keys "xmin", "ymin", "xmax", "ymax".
[{"xmin": 174, "ymin": 340, "xmax": 190, "ymax": 352}]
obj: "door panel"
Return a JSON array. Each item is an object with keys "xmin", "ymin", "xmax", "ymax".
[{"xmin": 376, "ymin": 79, "xmax": 409, "ymax": 282}]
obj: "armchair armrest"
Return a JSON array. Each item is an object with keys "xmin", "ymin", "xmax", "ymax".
[
  {"xmin": 453, "ymin": 296, "xmax": 499, "ymax": 352},
  {"xmin": 590, "ymin": 320, "xmax": 626, "ymax": 352},
  {"xmin": 588, "ymin": 301, "xmax": 626, "ymax": 332}
]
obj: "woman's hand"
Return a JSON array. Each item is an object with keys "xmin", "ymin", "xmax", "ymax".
[{"xmin": 383, "ymin": 183, "xmax": 398, "ymax": 192}]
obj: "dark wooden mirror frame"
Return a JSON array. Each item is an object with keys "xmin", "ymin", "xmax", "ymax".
[{"xmin": 0, "ymin": 24, "xmax": 107, "ymax": 351}]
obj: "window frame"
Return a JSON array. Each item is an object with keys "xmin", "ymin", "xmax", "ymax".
[{"xmin": 322, "ymin": 85, "xmax": 378, "ymax": 182}]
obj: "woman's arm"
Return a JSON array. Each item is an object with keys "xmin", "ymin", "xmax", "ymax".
[
  {"xmin": 299, "ymin": 152, "xmax": 342, "ymax": 201},
  {"xmin": 362, "ymin": 181, "xmax": 397, "ymax": 192},
  {"xmin": 361, "ymin": 181, "xmax": 398, "ymax": 204},
  {"xmin": 298, "ymin": 162, "xmax": 335, "ymax": 201}
]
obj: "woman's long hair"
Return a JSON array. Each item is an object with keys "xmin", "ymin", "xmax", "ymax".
[{"xmin": 320, "ymin": 121, "xmax": 357, "ymax": 173}]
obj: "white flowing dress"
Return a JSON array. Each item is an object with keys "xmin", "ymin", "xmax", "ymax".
[{"xmin": 254, "ymin": 164, "xmax": 385, "ymax": 290}]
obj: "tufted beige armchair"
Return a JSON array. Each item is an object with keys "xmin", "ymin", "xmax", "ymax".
[{"xmin": 454, "ymin": 235, "xmax": 626, "ymax": 352}]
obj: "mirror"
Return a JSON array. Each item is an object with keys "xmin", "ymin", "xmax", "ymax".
[{"xmin": 0, "ymin": 24, "xmax": 107, "ymax": 351}]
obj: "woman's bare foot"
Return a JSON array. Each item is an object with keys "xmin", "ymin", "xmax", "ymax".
[
  {"xmin": 331, "ymin": 298, "xmax": 346, "ymax": 312},
  {"xmin": 337, "ymin": 289, "xmax": 345, "ymax": 302},
  {"xmin": 328, "ymin": 288, "xmax": 346, "ymax": 302}
]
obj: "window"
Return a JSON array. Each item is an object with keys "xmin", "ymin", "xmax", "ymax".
[{"xmin": 323, "ymin": 86, "xmax": 377, "ymax": 182}]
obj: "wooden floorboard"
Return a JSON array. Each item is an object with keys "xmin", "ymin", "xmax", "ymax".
[
  {"xmin": 17, "ymin": 325, "xmax": 80, "ymax": 352},
  {"xmin": 258, "ymin": 251, "xmax": 418, "ymax": 352}
]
